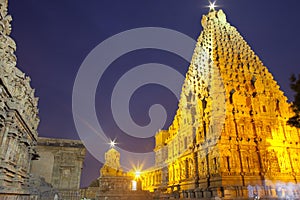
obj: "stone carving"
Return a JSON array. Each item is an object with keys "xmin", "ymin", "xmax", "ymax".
[
  {"xmin": 141, "ymin": 8, "xmax": 300, "ymax": 199},
  {"xmin": 82, "ymin": 146, "xmax": 152, "ymax": 200},
  {"xmin": 100, "ymin": 147, "xmax": 123, "ymax": 177},
  {"xmin": 31, "ymin": 137, "xmax": 86, "ymax": 200},
  {"xmin": 0, "ymin": 0, "xmax": 40, "ymax": 198},
  {"xmin": 0, "ymin": 0, "xmax": 39, "ymax": 133}
]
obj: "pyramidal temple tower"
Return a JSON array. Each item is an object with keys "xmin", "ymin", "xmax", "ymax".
[
  {"xmin": 90, "ymin": 146, "xmax": 152, "ymax": 200},
  {"xmin": 141, "ymin": 9, "xmax": 300, "ymax": 199},
  {"xmin": 100, "ymin": 146, "xmax": 123, "ymax": 177}
]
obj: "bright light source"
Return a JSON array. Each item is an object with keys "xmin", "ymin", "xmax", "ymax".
[
  {"xmin": 109, "ymin": 139, "xmax": 117, "ymax": 148},
  {"xmin": 135, "ymin": 171, "xmax": 141, "ymax": 178},
  {"xmin": 208, "ymin": 1, "xmax": 217, "ymax": 11},
  {"xmin": 131, "ymin": 162, "xmax": 144, "ymax": 179}
]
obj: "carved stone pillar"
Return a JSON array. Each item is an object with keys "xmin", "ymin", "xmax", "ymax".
[
  {"xmin": 4, "ymin": 133, "xmax": 12, "ymax": 162},
  {"xmin": 0, "ymin": 116, "xmax": 5, "ymax": 145},
  {"xmin": 5, "ymin": 130, "xmax": 18, "ymax": 163},
  {"xmin": 16, "ymin": 141, "xmax": 23, "ymax": 169},
  {"xmin": 26, "ymin": 146, "xmax": 35, "ymax": 174},
  {"xmin": 0, "ymin": 125, "xmax": 8, "ymax": 160}
]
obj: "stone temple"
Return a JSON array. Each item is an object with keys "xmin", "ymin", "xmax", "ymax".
[
  {"xmin": 0, "ymin": 0, "xmax": 40, "ymax": 198},
  {"xmin": 1, "ymin": 0, "xmax": 300, "ymax": 199},
  {"xmin": 81, "ymin": 145, "xmax": 152, "ymax": 200},
  {"xmin": 139, "ymin": 8, "xmax": 300, "ymax": 199},
  {"xmin": 0, "ymin": 1, "xmax": 86, "ymax": 199}
]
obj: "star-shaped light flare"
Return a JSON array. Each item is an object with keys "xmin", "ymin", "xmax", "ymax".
[
  {"xmin": 109, "ymin": 139, "xmax": 117, "ymax": 148},
  {"xmin": 208, "ymin": 1, "xmax": 217, "ymax": 11}
]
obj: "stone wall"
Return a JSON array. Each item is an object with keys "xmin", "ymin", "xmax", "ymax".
[{"xmin": 31, "ymin": 137, "xmax": 86, "ymax": 199}]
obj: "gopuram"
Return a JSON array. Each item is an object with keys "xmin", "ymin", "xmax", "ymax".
[
  {"xmin": 0, "ymin": 0, "xmax": 40, "ymax": 199},
  {"xmin": 140, "ymin": 8, "xmax": 300, "ymax": 199}
]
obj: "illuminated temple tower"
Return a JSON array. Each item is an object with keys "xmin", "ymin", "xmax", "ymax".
[
  {"xmin": 141, "ymin": 8, "xmax": 300, "ymax": 199},
  {"xmin": 86, "ymin": 144, "xmax": 152, "ymax": 200}
]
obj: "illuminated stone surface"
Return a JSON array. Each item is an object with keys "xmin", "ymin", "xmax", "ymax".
[
  {"xmin": 82, "ymin": 147, "xmax": 152, "ymax": 200},
  {"xmin": 141, "ymin": 9, "xmax": 300, "ymax": 199},
  {"xmin": 100, "ymin": 147, "xmax": 123, "ymax": 177},
  {"xmin": 0, "ymin": 0, "xmax": 40, "ymax": 199}
]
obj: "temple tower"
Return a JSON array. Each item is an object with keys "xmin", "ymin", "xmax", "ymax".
[
  {"xmin": 142, "ymin": 8, "xmax": 300, "ymax": 199},
  {"xmin": 0, "ymin": 0, "xmax": 40, "ymax": 198},
  {"xmin": 96, "ymin": 145, "xmax": 152, "ymax": 200},
  {"xmin": 100, "ymin": 146, "xmax": 123, "ymax": 177}
]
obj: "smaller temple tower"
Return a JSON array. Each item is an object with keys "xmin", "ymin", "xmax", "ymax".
[
  {"xmin": 100, "ymin": 145, "xmax": 123, "ymax": 177},
  {"xmin": 82, "ymin": 141, "xmax": 152, "ymax": 200},
  {"xmin": 98, "ymin": 143, "xmax": 134, "ymax": 199}
]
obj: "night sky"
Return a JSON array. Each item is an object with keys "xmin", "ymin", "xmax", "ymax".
[{"xmin": 8, "ymin": 0, "xmax": 300, "ymax": 187}]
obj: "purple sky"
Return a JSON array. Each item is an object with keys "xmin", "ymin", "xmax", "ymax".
[{"xmin": 8, "ymin": 0, "xmax": 300, "ymax": 187}]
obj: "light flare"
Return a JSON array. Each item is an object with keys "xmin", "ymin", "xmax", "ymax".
[
  {"xmin": 131, "ymin": 162, "xmax": 144, "ymax": 179},
  {"xmin": 208, "ymin": 1, "xmax": 217, "ymax": 11},
  {"xmin": 109, "ymin": 139, "xmax": 117, "ymax": 148}
]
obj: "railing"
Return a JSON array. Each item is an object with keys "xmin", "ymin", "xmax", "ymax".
[{"xmin": 58, "ymin": 189, "xmax": 81, "ymax": 200}]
